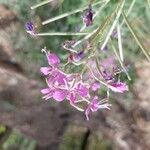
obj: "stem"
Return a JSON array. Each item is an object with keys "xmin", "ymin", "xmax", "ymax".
[
  {"xmin": 31, "ymin": 0, "xmax": 54, "ymax": 10},
  {"xmin": 117, "ymin": 23, "xmax": 124, "ymax": 62},
  {"xmin": 120, "ymin": 0, "xmax": 136, "ymax": 27},
  {"xmin": 101, "ymin": 0, "xmax": 125, "ymax": 50},
  {"xmin": 37, "ymin": 32, "xmax": 89, "ymax": 36}
]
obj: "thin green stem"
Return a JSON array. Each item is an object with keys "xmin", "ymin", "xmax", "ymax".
[
  {"xmin": 37, "ymin": 32, "xmax": 89, "ymax": 36},
  {"xmin": 101, "ymin": 0, "xmax": 125, "ymax": 50},
  {"xmin": 122, "ymin": 12, "xmax": 150, "ymax": 62},
  {"xmin": 120, "ymin": 0, "xmax": 136, "ymax": 27},
  {"xmin": 31, "ymin": 0, "xmax": 54, "ymax": 10},
  {"xmin": 117, "ymin": 23, "xmax": 124, "ymax": 62}
]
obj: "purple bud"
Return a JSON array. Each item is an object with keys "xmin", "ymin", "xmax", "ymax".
[
  {"xmin": 83, "ymin": 6, "xmax": 94, "ymax": 27},
  {"xmin": 47, "ymin": 53, "xmax": 60, "ymax": 66},
  {"xmin": 101, "ymin": 45, "xmax": 108, "ymax": 51},
  {"xmin": 74, "ymin": 51, "xmax": 84, "ymax": 61},
  {"xmin": 111, "ymin": 29, "xmax": 118, "ymax": 39},
  {"xmin": 25, "ymin": 22, "xmax": 36, "ymax": 36}
]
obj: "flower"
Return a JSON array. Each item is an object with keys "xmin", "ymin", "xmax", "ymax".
[
  {"xmin": 108, "ymin": 82, "xmax": 128, "ymax": 93},
  {"xmin": 40, "ymin": 66, "xmax": 52, "ymax": 75},
  {"xmin": 100, "ymin": 57, "xmax": 117, "ymax": 81},
  {"xmin": 25, "ymin": 22, "xmax": 36, "ymax": 36},
  {"xmin": 91, "ymin": 82, "xmax": 101, "ymax": 91},
  {"xmin": 47, "ymin": 52, "xmax": 60, "ymax": 66},
  {"xmin": 41, "ymin": 87, "xmax": 67, "ymax": 101},
  {"xmin": 74, "ymin": 51, "xmax": 84, "ymax": 61},
  {"xmin": 111, "ymin": 29, "xmax": 118, "ymax": 39},
  {"xmin": 85, "ymin": 96, "xmax": 111, "ymax": 120},
  {"xmin": 75, "ymin": 82, "xmax": 89, "ymax": 97},
  {"xmin": 83, "ymin": 5, "xmax": 94, "ymax": 27}
]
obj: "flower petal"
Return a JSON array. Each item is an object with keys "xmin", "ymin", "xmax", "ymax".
[
  {"xmin": 40, "ymin": 67, "xmax": 51, "ymax": 75},
  {"xmin": 76, "ymin": 83, "xmax": 89, "ymax": 97},
  {"xmin": 41, "ymin": 88, "xmax": 51, "ymax": 94},
  {"xmin": 108, "ymin": 82, "xmax": 128, "ymax": 93},
  {"xmin": 91, "ymin": 82, "xmax": 100, "ymax": 91},
  {"xmin": 47, "ymin": 53, "xmax": 60, "ymax": 66},
  {"xmin": 53, "ymin": 89, "xmax": 67, "ymax": 101}
]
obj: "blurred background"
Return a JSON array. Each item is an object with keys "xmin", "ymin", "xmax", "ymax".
[{"xmin": 0, "ymin": 0, "xmax": 150, "ymax": 149}]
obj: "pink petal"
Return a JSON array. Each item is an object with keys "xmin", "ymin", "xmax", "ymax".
[
  {"xmin": 67, "ymin": 93, "xmax": 76, "ymax": 105},
  {"xmin": 91, "ymin": 82, "xmax": 100, "ymax": 91},
  {"xmin": 47, "ymin": 53, "xmax": 60, "ymax": 66},
  {"xmin": 41, "ymin": 88, "xmax": 51, "ymax": 94},
  {"xmin": 53, "ymin": 89, "xmax": 67, "ymax": 101},
  {"xmin": 98, "ymin": 104, "xmax": 111, "ymax": 110},
  {"xmin": 40, "ymin": 67, "xmax": 51, "ymax": 75},
  {"xmin": 108, "ymin": 82, "xmax": 128, "ymax": 93},
  {"xmin": 76, "ymin": 83, "xmax": 89, "ymax": 97}
]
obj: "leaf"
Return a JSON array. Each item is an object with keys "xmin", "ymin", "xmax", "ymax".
[
  {"xmin": 120, "ymin": 0, "xmax": 136, "ymax": 27},
  {"xmin": 37, "ymin": 32, "xmax": 89, "ymax": 36},
  {"xmin": 147, "ymin": 0, "xmax": 150, "ymax": 9},
  {"xmin": 101, "ymin": 0, "xmax": 125, "ymax": 50},
  {"xmin": 117, "ymin": 23, "xmax": 124, "ymax": 62},
  {"xmin": 122, "ymin": 12, "xmax": 150, "ymax": 62},
  {"xmin": 31, "ymin": 0, "xmax": 54, "ymax": 10}
]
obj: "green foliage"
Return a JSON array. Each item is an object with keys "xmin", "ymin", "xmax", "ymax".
[
  {"xmin": 0, "ymin": 125, "xmax": 6, "ymax": 135},
  {"xmin": 2, "ymin": 130, "xmax": 36, "ymax": 150}
]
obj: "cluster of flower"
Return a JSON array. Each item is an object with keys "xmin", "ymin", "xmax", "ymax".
[{"xmin": 25, "ymin": 5, "xmax": 128, "ymax": 120}]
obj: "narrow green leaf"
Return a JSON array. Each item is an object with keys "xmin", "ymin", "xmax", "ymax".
[
  {"xmin": 120, "ymin": 0, "xmax": 136, "ymax": 27},
  {"xmin": 117, "ymin": 23, "xmax": 124, "ymax": 62},
  {"xmin": 37, "ymin": 32, "xmax": 89, "ymax": 36},
  {"xmin": 122, "ymin": 12, "xmax": 150, "ymax": 62},
  {"xmin": 31, "ymin": 0, "xmax": 54, "ymax": 10},
  {"xmin": 101, "ymin": 0, "xmax": 125, "ymax": 50},
  {"xmin": 111, "ymin": 39, "xmax": 131, "ymax": 81},
  {"xmin": 80, "ymin": 0, "xmax": 110, "ymax": 32},
  {"xmin": 147, "ymin": 0, "xmax": 150, "ymax": 9},
  {"xmin": 42, "ymin": 0, "xmax": 105, "ymax": 25}
]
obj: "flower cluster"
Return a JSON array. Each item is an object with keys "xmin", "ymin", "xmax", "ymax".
[
  {"xmin": 25, "ymin": 3, "xmax": 130, "ymax": 120},
  {"xmin": 40, "ymin": 47, "xmax": 128, "ymax": 120}
]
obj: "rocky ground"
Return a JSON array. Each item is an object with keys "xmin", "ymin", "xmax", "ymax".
[{"xmin": 0, "ymin": 4, "xmax": 150, "ymax": 150}]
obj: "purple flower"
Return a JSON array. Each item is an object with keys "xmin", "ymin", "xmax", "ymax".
[
  {"xmin": 75, "ymin": 82, "xmax": 89, "ymax": 97},
  {"xmin": 41, "ymin": 88, "xmax": 53, "ymax": 100},
  {"xmin": 52, "ymin": 89, "xmax": 68, "ymax": 101},
  {"xmin": 66, "ymin": 82, "xmax": 89, "ymax": 105},
  {"xmin": 108, "ymin": 82, "xmax": 128, "ymax": 93},
  {"xmin": 85, "ymin": 96, "xmax": 111, "ymax": 120},
  {"xmin": 83, "ymin": 6, "xmax": 94, "ymax": 27},
  {"xmin": 111, "ymin": 29, "xmax": 118, "ymax": 39},
  {"xmin": 100, "ymin": 57, "xmax": 117, "ymax": 81},
  {"xmin": 47, "ymin": 69, "xmax": 68, "ymax": 86},
  {"xmin": 47, "ymin": 52, "xmax": 60, "ymax": 66},
  {"xmin": 41, "ymin": 87, "xmax": 67, "ymax": 101},
  {"xmin": 91, "ymin": 82, "xmax": 101, "ymax": 91},
  {"xmin": 101, "ymin": 45, "xmax": 108, "ymax": 52},
  {"xmin": 25, "ymin": 22, "xmax": 36, "ymax": 36},
  {"xmin": 40, "ymin": 67, "xmax": 52, "ymax": 75},
  {"xmin": 74, "ymin": 51, "xmax": 84, "ymax": 61}
]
